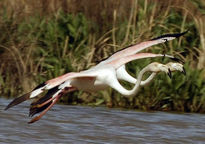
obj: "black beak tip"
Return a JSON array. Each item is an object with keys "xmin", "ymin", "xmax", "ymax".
[
  {"xmin": 182, "ymin": 67, "xmax": 186, "ymax": 75},
  {"xmin": 168, "ymin": 68, "xmax": 172, "ymax": 78}
]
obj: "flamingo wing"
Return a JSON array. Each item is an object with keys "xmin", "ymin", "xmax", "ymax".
[
  {"xmin": 107, "ymin": 31, "xmax": 187, "ymax": 61},
  {"xmin": 5, "ymin": 72, "xmax": 98, "ymax": 123},
  {"xmin": 108, "ymin": 52, "xmax": 174, "ymax": 69},
  {"xmin": 5, "ymin": 71, "xmax": 97, "ymax": 111},
  {"xmin": 28, "ymin": 74, "xmax": 98, "ymax": 123}
]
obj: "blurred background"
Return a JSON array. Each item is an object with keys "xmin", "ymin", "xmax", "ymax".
[{"xmin": 0, "ymin": 0, "xmax": 204, "ymax": 112}]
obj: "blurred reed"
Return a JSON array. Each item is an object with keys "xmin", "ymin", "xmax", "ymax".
[{"xmin": 0, "ymin": 0, "xmax": 204, "ymax": 112}]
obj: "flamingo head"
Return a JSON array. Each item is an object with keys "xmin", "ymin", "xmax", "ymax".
[
  {"xmin": 166, "ymin": 62, "xmax": 186, "ymax": 75},
  {"xmin": 148, "ymin": 62, "xmax": 171, "ymax": 78}
]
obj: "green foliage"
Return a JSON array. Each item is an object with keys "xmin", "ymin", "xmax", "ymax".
[
  {"xmin": 0, "ymin": 0, "xmax": 204, "ymax": 113},
  {"xmin": 0, "ymin": 10, "xmax": 89, "ymax": 95}
]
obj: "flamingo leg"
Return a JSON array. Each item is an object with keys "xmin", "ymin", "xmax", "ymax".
[
  {"xmin": 28, "ymin": 87, "xmax": 77, "ymax": 124},
  {"xmin": 33, "ymin": 96, "xmax": 58, "ymax": 108},
  {"xmin": 32, "ymin": 87, "xmax": 77, "ymax": 109},
  {"xmin": 28, "ymin": 94, "xmax": 61, "ymax": 124}
]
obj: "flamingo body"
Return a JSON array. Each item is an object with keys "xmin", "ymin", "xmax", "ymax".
[{"xmin": 4, "ymin": 31, "xmax": 187, "ymax": 123}]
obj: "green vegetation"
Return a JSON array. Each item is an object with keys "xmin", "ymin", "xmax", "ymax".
[{"xmin": 0, "ymin": 0, "xmax": 204, "ymax": 112}]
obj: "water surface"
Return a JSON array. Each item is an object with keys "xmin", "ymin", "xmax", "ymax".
[{"xmin": 0, "ymin": 98, "xmax": 205, "ymax": 143}]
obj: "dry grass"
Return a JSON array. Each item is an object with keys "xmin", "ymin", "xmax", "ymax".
[{"xmin": 0, "ymin": 0, "xmax": 204, "ymax": 112}]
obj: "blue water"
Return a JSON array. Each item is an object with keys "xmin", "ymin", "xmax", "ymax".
[{"xmin": 0, "ymin": 98, "xmax": 205, "ymax": 144}]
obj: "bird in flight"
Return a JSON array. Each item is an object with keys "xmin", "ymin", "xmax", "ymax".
[{"xmin": 5, "ymin": 31, "xmax": 187, "ymax": 123}]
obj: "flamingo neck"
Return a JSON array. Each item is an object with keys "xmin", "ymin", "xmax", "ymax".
[{"xmin": 125, "ymin": 66, "xmax": 149, "ymax": 97}]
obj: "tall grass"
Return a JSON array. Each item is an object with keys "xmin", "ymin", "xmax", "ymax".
[{"xmin": 0, "ymin": 0, "xmax": 204, "ymax": 112}]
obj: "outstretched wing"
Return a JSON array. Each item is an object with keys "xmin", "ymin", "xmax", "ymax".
[
  {"xmin": 5, "ymin": 72, "xmax": 97, "ymax": 123},
  {"xmin": 109, "ymin": 53, "xmax": 174, "ymax": 69},
  {"xmin": 4, "ymin": 82, "xmax": 47, "ymax": 110},
  {"xmin": 106, "ymin": 31, "xmax": 187, "ymax": 62},
  {"xmin": 28, "ymin": 74, "xmax": 97, "ymax": 123},
  {"xmin": 5, "ymin": 71, "xmax": 97, "ymax": 110}
]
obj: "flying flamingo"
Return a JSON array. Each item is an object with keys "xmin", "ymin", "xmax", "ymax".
[
  {"xmin": 98, "ymin": 31, "xmax": 187, "ymax": 84},
  {"xmin": 5, "ymin": 31, "xmax": 187, "ymax": 123}
]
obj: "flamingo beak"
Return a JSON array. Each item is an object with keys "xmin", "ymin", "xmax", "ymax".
[
  {"xmin": 182, "ymin": 67, "xmax": 186, "ymax": 75},
  {"xmin": 168, "ymin": 68, "xmax": 172, "ymax": 78}
]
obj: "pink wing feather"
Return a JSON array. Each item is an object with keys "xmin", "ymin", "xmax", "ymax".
[
  {"xmin": 109, "ymin": 53, "xmax": 173, "ymax": 69},
  {"xmin": 108, "ymin": 31, "xmax": 187, "ymax": 61}
]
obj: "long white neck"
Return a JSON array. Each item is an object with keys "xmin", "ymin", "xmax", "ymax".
[
  {"xmin": 125, "ymin": 66, "xmax": 149, "ymax": 96},
  {"xmin": 116, "ymin": 65, "xmax": 156, "ymax": 85},
  {"xmin": 108, "ymin": 65, "xmax": 150, "ymax": 97},
  {"xmin": 140, "ymin": 73, "xmax": 156, "ymax": 86}
]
